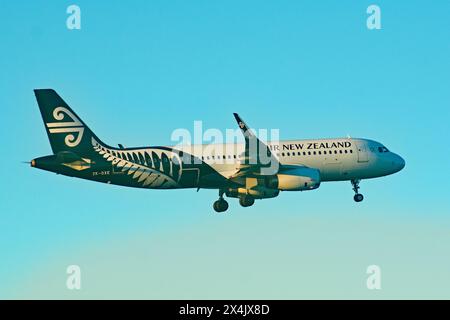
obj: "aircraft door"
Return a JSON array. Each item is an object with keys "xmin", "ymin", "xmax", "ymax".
[{"xmin": 356, "ymin": 144, "xmax": 369, "ymax": 163}]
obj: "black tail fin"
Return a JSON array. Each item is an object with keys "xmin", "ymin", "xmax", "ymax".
[{"xmin": 34, "ymin": 89, "xmax": 107, "ymax": 155}]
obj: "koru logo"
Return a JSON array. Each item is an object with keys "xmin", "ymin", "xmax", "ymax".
[
  {"xmin": 239, "ymin": 122, "xmax": 245, "ymax": 129},
  {"xmin": 46, "ymin": 107, "xmax": 85, "ymax": 147}
]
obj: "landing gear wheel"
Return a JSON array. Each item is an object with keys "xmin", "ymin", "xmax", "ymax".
[
  {"xmin": 213, "ymin": 199, "xmax": 229, "ymax": 213},
  {"xmin": 239, "ymin": 195, "xmax": 255, "ymax": 207},
  {"xmin": 350, "ymin": 179, "xmax": 364, "ymax": 203},
  {"xmin": 353, "ymin": 193, "xmax": 364, "ymax": 202},
  {"xmin": 213, "ymin": 189, "xmax": 229, "ymax": 213}
]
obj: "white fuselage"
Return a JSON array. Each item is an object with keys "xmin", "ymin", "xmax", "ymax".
[{"xmin": 176, "ymin": 137, "xmax": 405, "ymax": 182}]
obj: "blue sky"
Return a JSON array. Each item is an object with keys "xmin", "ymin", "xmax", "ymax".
[{"xmin": 0, "ymin": 0, "xmax": 449, "ymax": 299}]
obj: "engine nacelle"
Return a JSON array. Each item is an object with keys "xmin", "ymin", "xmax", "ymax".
[
  {"xmin": 226, "ymin": 187, "xmax": 279, "ymax": 199},
  {"xmin": 266, "ymin": 167, "xmax": 321, "ymax": 191}
]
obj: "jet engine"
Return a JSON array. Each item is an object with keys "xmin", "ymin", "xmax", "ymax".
[
  {"xmin": 225, "ymin": 187, "xmax": 279, "ymax": 199},
  {"xmin": 265, "ymin": 166, "xmax": 321, "ymax": 191}
]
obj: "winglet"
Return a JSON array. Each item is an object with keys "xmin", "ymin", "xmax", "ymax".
[
  {"xmin": 233, "ymin": 113, "xmax": 252, "ymax": 136},
  {"xmin": 231, "ymin": 113, "xmax": 280, "ymax": 176}
]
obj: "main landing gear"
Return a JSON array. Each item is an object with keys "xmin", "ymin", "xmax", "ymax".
[
  {"xmin": 351, "ymin": 179, "xmax": 364, "ymax": 202},
  {"xmin": 239, "ymin": 195, "xmax": 255, "ymax": 208},
  {"xmin": 213, "ymin": 190, "xmax": 229, "ymax": 213},
  {"xmin": 213, "ymin": 191, "xmax": 256, "ymax": 212}
]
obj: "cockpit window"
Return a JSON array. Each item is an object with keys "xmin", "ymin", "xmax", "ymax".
[{"xmin": 378, "ymin": 146, "xmax": 389, "ymax": 153}]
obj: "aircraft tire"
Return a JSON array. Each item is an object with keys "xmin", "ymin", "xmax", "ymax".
[
  {"xmin": 239, "ymin": 195, "xmax": 255, "ymax": 207},
  {"xmin": 213, "ymin": 199, "xmax": 229, "ymax": 213}
]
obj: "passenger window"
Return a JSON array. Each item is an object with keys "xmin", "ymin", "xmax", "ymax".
[
  {"xmin": 287, "ymin": 152, "xmax": 290, "ymax": 156},
  {"xmin": 318, "ymin": 151, "xmax": 321, "ymax": 155},
  {"xmin": 313, "ymin": 151, "xmax": 316, "ymax": 155},
  {"xmin": 344, "ymin": 150, "xmax": 348, "ymax": 154},
  {"xmin": 282, "ymin": 153, "xmax": 285, "ymax": 157},
  {"xmin": 339, "ymin": 150, "xmax": 343, "ymax": 154},
  {"xmin": 308, "ymin": 151, "xmax": 311, "ymax": 155},
  {"xmin": 334, "ymin": 150, "xmax": 337, "ymax": 154}
]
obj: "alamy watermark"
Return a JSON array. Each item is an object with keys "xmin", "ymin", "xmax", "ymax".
[
  {"xmin": 366, "ymin": 265, "xmax": 382, "ymax": 290},
  {"xmin": 66, "ymin": 5, "xmax": 81, "ymax": 30},
  {"xmin": 367, "ymin": 5, "xmax": 382, "ymax": 30},
  {"xmin": 66, "ymin": 265, "xmax": 81, "ymax": 290},
  {"xmin": 170, "ymin": 121, "xmax": 280, "ymax": 175}
]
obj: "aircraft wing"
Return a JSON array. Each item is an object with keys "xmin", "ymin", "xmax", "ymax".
[{"xmin": 231, "ymin": 113, "xmax": 280, "ymax": 178}]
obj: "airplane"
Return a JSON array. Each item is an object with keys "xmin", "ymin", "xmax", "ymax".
[{"xmin": 30, "ymin": 89, "xmax": 405, "ymax": 213}]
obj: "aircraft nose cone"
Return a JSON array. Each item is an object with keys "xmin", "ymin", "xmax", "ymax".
[
  {"xmin": 393, "ymin": 154, "xmax": 405, "ymax": 172},
  {"xmin": 398, "ymin": 156, "xmax": 405, "ymax": 170}
]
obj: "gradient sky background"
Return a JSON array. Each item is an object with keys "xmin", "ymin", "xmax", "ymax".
[{"xmin": 0, "ymin": 0, "xmax": 449, "ymax": 299}]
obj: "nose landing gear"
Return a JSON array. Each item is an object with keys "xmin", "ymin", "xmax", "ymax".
[
  {"xmin": 353, "ymin": 193, "xmax": 364, "ymax": 202},
  {"xmin": 351, "ymin": 179, "xmax": 364, "ymax": 202},
  {"xmin": 213, "ymin": 190, "xmax": 229, "ymax": 213}
]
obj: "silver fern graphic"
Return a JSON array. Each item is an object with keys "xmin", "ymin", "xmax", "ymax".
[{"xmin": 92, "ymin": 138, "xmax": 182, "ymax": 188}]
